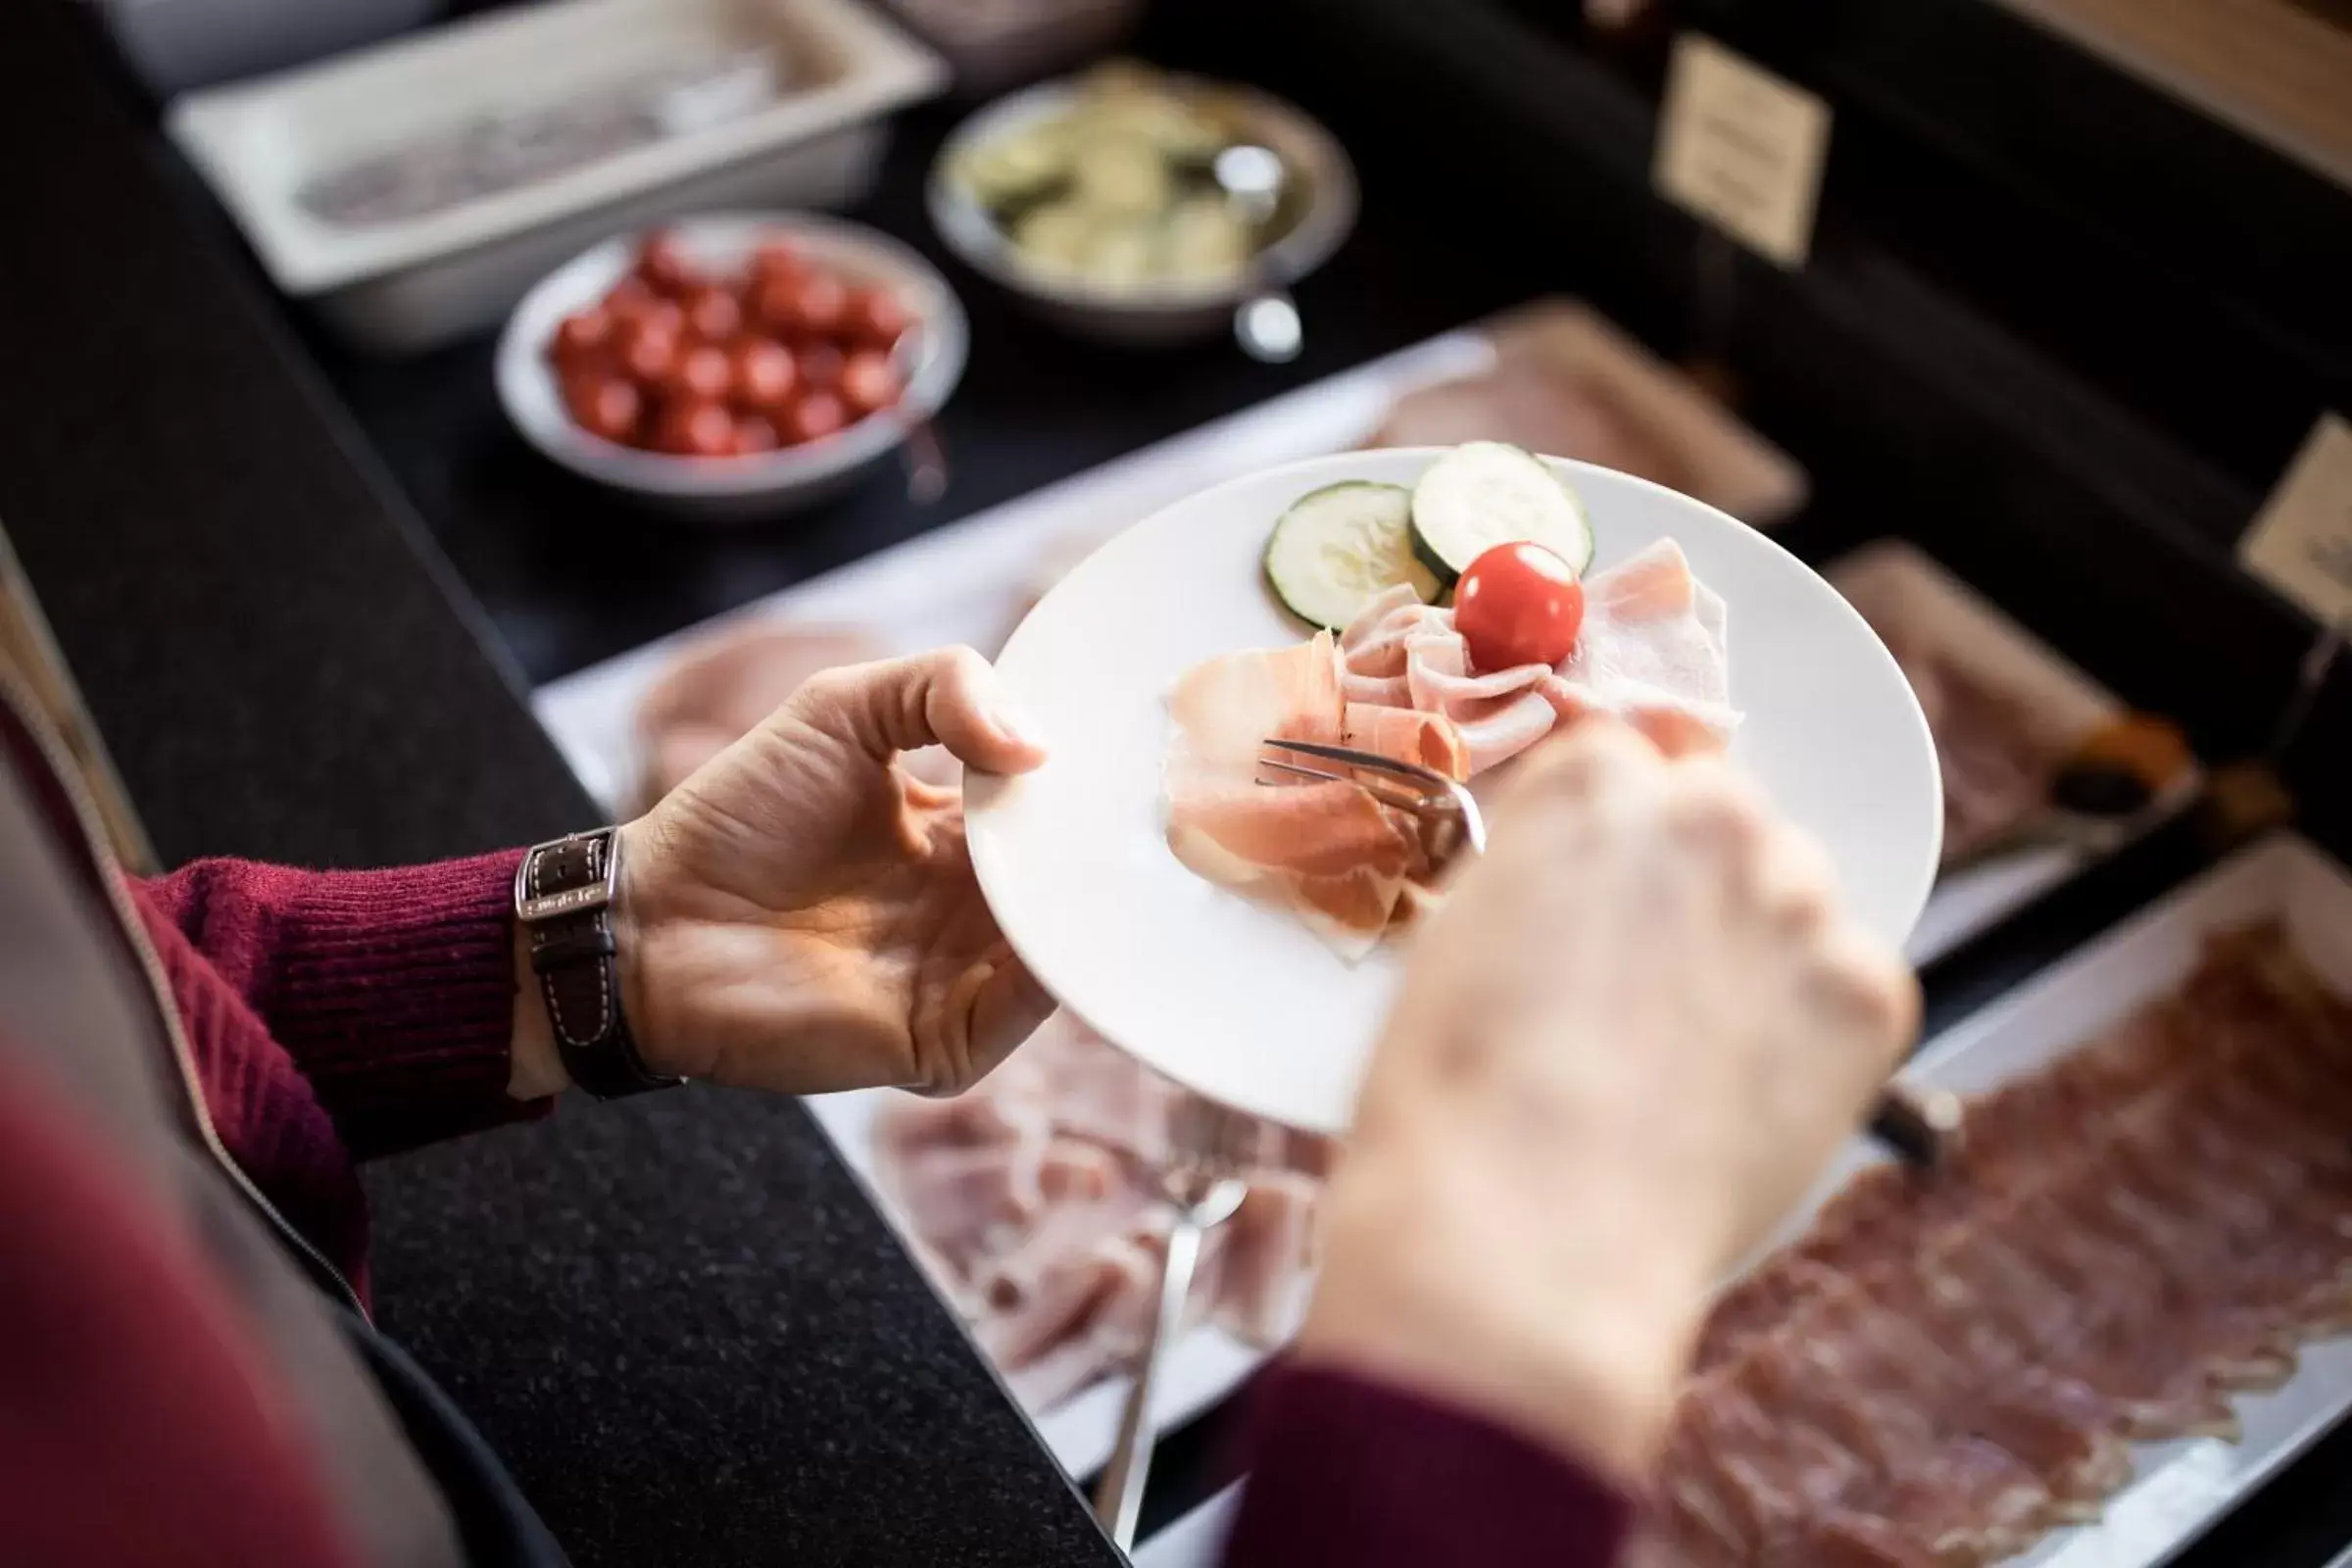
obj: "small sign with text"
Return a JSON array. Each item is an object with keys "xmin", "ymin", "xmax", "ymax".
[
  {"xmin": 1653, "ymin": 34, "xmax": 1833, "ymax": 269},
  {"xmin": 2240, "ymin": 412, "xmax": 2352, "ymax": 628}
]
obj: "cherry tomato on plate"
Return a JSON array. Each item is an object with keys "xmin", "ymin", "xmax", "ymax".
[
  {"xmin": 847, "ymin": 285, "xmax": 911, "ymax": 350},
  {"xmin": 563, "ymin": 375, "xmax": 642, "ymax": 445},
  {"xmin": 780, "ymin": 390, "xmax": 848, "ymax": 446},
  {"xmin": 634, "ymin": 232, "xmax": 699, "ymax": 297},
  {"xmin": 1453, "ymin": 541, "xmax": 1586, "ymax": 672},
  {"xmin": 602, "ymin": 276, "xmax": 659, "ymax": 322},
  {"xmin": 794, "ymin": 341, "xmax": 844, "ymax": 393},
  {"xmin": 550, "ymin": 307, "xmax": 613, "ymax": 372},
  {"xmin": 615, "ymin": 315, "xmax": 683, "ymax": 385},
  {"xmin": 750, "ymin": 239, "xmax": 805, "ymax": 286},
  {"xmin": 787, "ymin": 273, "xmax": 851, "ymax": 338},
  {"xmin": 682, "ymin": 283, "xmax": 745, "ymax": 344},
  {"xmin": 730, "ymin": 338, "xmax": 798, "ymax": 412},
  {"xmin": 837, "ymin": 350, "xmax": 901, "ymax": 417},
  {"xmin": 734, "ymin": 415, "xmax": 781, "ymax": 455},
  {"xmin": 670, "ymin": 344, "xmax": 735, "ymax": 404},
  {"xmin": 651, "ymin": 398, "xmax": 738, "ymax": 458},
  {"xmin": 750, "ymin": 272, "xmax": 803, "ymax": 337}
]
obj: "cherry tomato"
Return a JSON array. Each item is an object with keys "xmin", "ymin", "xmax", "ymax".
[
  {"xmin": 734, "ymin": 415, "xmax": 780, "ymax": 455},
  {"xmin": 837, "ymin": 350, "xmax": 900, "ymax": 416},
  {"xmin": 550, "ymin": 307, "xmax": 613, "ymax": 372},
  {"xmin": 682, "ymin": 283, "xmax": 744, "ymax": 344},
  {"xmin": 1452, "ymin": 542, "xmax": 1586, "ymax": 672},
  {"xmin": 562, "ymin": 374, "xmax": 641, "ymax": 445},
  {"xmin": 780, "ymin": 390, "xmax": 848, "ymax": 446},
  {"xmin": 615, "ymin": 315, "xmax": 683, "ymax": 385},
  {"xmin": 670, "ymin": 343, "xmax": 734, "ymax": 404},
  {"xmin": 634, "ymin": 231, "xmax": 698, "ymax": 296},
  {"xmin": 603, "ymin": 276, "xmax": 659, "ymax": 321},
  {"xmin": 750, "ymin": 272, "xmax": 801, "ymax": 336},
  {"xmin": 750, "ymin": 239, "xmax": 805, "ymax": 285},
  {"xmin": 794, "ymin": 340, "xmax": 844, "ymax": 392},
  {"xmin": 847, "ymin": 285, "xmax": 911, "ymax": 350},
  {"xmin": 787, "ymin": 272, "xmax": 851, "ymax": 338},
  {"xmin": 730, "ymin": 337, "xmax": 798, "ymax": 412},
  {"xmin": 651, "ymin": 398, "xmax": 737, "ymax": 458}
]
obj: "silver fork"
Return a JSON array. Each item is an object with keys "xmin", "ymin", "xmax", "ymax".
[
  {"xmin": 1257, "ymin": 737, "xmax": 1960, "ymax": 1171},
  {"xmin": 1257, "ymin": 736, "xmax": 1488, "ymax": 861},
  {"xmin": 1093, "ymin": 1098, "xmax": 1259, "ymax": 1551}
]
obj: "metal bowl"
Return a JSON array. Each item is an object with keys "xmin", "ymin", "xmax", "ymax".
[
  {"xmin": 926, "ymin": 74, "xmax": 1358, "ymax": 348},
  {"xmin": 495, "ymin": 212, "xmax": 968, "ymax": 522}
]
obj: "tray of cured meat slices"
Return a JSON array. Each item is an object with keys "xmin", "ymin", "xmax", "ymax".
[
  {"xmin": 1636, "ymin": 832, "xmax": 2352, "ymax": 1568},
  {"xmin": 1827, "ymin": 541, "xmax": 2202, "ymax": 966}
]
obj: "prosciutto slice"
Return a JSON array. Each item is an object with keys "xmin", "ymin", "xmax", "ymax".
[
  {"xmin": 873, "ymin": 1012, "xmax": 1327, "ymax": 1411},
  {"xmin": 1650, "ymin": 927, "xmax": 2352, "ymax": 1566},
  {"xmin": 1163, "ymin": 632, "xmax": 1466, "ymax": 958},
  {"xmin": 1544, "ymin": 540, "xmax": 1741, "ymax": 757}
]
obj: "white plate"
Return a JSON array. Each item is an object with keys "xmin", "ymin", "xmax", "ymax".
[
  {"xmin": 966, "ymin": 448, "xmax": 1941, "ymax": 1134},
  {"xmin": 496, "ymin": 212, "xmax": 968, "ymax": 521}
]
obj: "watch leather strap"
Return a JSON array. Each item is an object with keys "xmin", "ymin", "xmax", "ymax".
[{"xmin": 516, "ymin": 830, "xmax": 679, "ymax": 1099}]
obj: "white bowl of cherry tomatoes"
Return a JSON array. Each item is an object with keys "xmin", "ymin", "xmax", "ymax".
[{"xmin": 495, "ymin": 213, "xmax": 968, "ymax": 520}]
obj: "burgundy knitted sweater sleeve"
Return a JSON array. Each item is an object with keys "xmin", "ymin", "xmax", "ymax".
[
  {"xmin": 131, "ymin": 851, "xmax": 547, "ymax": 1163},
  {"xmin": 1223, "ymin": 1363, "xmax": 1637, "ymax": 1568}
]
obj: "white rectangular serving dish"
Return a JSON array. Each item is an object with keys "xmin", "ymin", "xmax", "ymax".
[
  {"xmin": 167, "ymin": 0, "xmax": 947, "ymax": 353},
  {"xmin": 1827, "ymin": 539, "xmax": 2199, "ymax": 966},
  {"xmin": 1837, "ymin": 834, "xmax": 2352, "ymax": 1568}
]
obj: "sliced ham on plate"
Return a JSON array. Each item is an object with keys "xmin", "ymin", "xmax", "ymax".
[
  {"xmin": 1543, "ymin": 540, "xmax": 1740, "ymax": 758},
  {"xmin": 1162, "ymin": 632, "xmax": 1468, "ymax": 959},
  {"xmin": 1164, "ymin": 540, "xmax": 1738, "ymax": 956}
]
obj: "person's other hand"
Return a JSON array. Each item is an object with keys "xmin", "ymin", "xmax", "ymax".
[
  {"xmin": 1298, "ymin": 719, "xmax": 1917, "ymax": 1482},
  {"xmin": 609, "ymin": 647, "xmax": 1051, "ymax": 1097}
]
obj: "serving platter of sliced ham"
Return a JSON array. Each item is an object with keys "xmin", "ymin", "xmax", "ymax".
[
  {"xmin": 1649, "ymin": 833, "xmax": 2352, "ymax": 1568},
  {"xmin": 966, "ymin": 447, "xmax": 1941, "ymax": 1134}
]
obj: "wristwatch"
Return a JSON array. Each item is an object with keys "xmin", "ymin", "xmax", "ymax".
[{"xmin": 514, "ymin": 828, "xmax": 681, "ymax": 1099}]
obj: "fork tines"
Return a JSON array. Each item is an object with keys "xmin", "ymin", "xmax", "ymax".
[{"xmin": 1256, "ymin": 738, "xmax": 1488, "ymax": 857}]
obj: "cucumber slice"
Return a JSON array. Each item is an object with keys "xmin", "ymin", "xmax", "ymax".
[
  {"xmin": 1408, "ymin": 441, "xmax": 1594, "ymax": 586},
  {"xmin": 1263, "ymin": 481, "xmax": 1441, "ymax": 630}
]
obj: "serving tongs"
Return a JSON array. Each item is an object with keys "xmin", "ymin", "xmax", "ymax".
[
  {"xmin": 1092, "ymin": 1097, "xmax": 1257, "ymax": 1551},
  {"xmin": 1256, "ymin": 738, "xmax": 1959, "ymax": 1172}
]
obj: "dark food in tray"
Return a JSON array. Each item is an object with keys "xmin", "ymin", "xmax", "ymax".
[{"xmin": 1634, "ymin": 927, "xmax": 2352, "ymax": 1568}]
